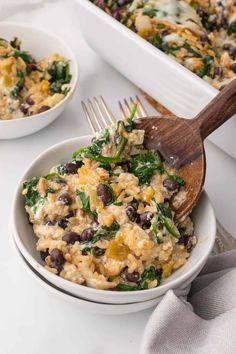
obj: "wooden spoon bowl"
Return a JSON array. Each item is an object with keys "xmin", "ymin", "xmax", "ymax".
[{"xmin": 135, "ymin": 79, "xmax": 236, "ymax": 220}]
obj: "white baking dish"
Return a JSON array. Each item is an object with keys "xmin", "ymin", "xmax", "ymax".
[{"xmin": 74, "ymin": 0, "xmax": 236, "ymax": 158}]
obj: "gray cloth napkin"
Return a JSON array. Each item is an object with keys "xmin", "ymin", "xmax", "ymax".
[{"xmin": 141, "ymin": 246, "xmax": 236, "ymax": 354}]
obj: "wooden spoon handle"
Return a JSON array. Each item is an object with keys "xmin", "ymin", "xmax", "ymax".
[{"xmin": 191, "ymin": 79, "xmax": 236, "ymax": 140}]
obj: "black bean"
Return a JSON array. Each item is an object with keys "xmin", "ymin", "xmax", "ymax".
[
  {"xmin": 186, "ymin": 236, "xmax": 195, "ymax": 253},
  {"xmin": 214, "ymin": 66, "xmax": 223, "ymax": 77},
  {"xmin": 126, "ymin": 205, "xmax": 138, "ymax": 222},
  {"xmin": 46, "ymin": 220, "xmax": 57, "ymax": 226},
  {"xmin": 179, "ymin": 234, "xmax": 190, "ymax": 246},
  {"xmin": 196, "ymin": 7, "xmax": 206, "ymax": 18},
  {"xmin": 223, "ymin": 43, "xmax": 232, "ymax": 51},
  {"xmin": 163, "ymin": 179, "xmax": 179, "ymax": 191},
  {"xmin": 161, "ymin": 29, "xmax": 171, "ymax": 37},
  {"xmin": 112, "ymin": 9, "xmax": 122, "ymax": 21},
  {"xmin": 139, "ymin": 212, "xmax": 154, "ymax": 229},
  {"xmin": 117, "ymin": 0, "xmax": 132, "ymax": 5},
  {"xmin": 80, "ymin": 227, "xmax": 95, "ymax": 242},
  {"xmin": 62, "ymin": 231, "xmax": 80, "ymax": 245},
  {"xmin": 131, "ymin": 199, "xmax": 139, "ymax": 210},
  {"xmin": 58, "ymin": 219, "xmax": 68, "ymax": 229},
  {"xmin": 27, "ymin": 63, "xmax": 39, "ymax": 73},
  {"xmin": 121, "ymin": 267, "xmax": 140, "ymax": 282},
  {"xmin": 40, "ymin": 249, "xmax": 49, "ymax": 261},
  {"xmin": 118, "ymin": 161, "xmax": 130, "ymax": 173},
  {"xmin": 221, "ymin": 17, "xmax": 228, "ymax": 29},
  {"xmin": 97, "ymin": 183, "xmax": 113, "ymax": 205},
  {"xmin": 51, "ymin": 177, "xmax": 67, "ymax": 185},
  {"xmin": 58, "ymin": 192, "xmax": 72, "ymax": 206},
  {"xmin": 230, "ymin": 63, "xmax": 236, "ymax": 73},
  {"xmin": 38, "ymin": 105, "xmax": 50, "ymax": 114},
  {"xmin": 65, "ymin": 210, "xmax": 75, "ymax": 219},
  {"xmin": 229, "ymin": 46, "xmax": 236, "ymax": 59},
  {"xmin": 50, "ymin": 248, "xmax": 65, "ymax": 273},
  {"xmin": 93, "ymin": 247, "xmax": 105, "ymax": 257},
  {"xmin": 25, "ymin": 95, "xmax": 35, "ymax": 105},
  {"xmin": 200, "ymin": 34, "xmax": 211, "ymax": 44},
  {"xmin": 20, "ymin": 104, "xmax": 29, "ymax": 115},
  {"xmin": 65, "ymin": 161, "xmax": 81, "ymax": 174}
]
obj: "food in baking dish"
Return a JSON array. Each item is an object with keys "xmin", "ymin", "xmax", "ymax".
[
  {"xmin": 0, "ymin": 37, "xmax": 72, "ymax": 120},
  {"xmin": 91, "ymin": 0, "xmax": 236, "ymax": 90},
  {"xmin": 22, "ymin": 107, "xmax": 196, "ymax": 291}
]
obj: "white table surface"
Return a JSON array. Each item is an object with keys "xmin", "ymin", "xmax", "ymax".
[{"xmin": 0, "ymin": 1, "xmax": 236, "ymax": 354}]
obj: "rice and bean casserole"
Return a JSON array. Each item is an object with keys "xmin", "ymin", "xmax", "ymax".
[
  {"xmin": 0, "ymin": 37, "xmax": 72, "ymax": 120},
  {"xmin": 91, "ymin": 0, "xmax": 236, "ymax": 90},
  {"xmin": 22, "ymin": 107, "xmax": 196, "ymax": 291}
]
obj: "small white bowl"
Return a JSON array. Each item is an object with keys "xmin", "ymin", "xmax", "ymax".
[
  {"xmin": 0, "ymin": 22, "xmax": 78, "ymax": 139},
  {"xmin": 12, "ymin": 136, "xmax": 216, "ymax": 304},
  {"xmin": 11, "ymin": 234, "xmax": 170, "ymax": 315}
]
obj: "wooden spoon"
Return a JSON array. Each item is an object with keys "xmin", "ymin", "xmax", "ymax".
[{"xmin": 134, "ymin": 79, "xmax": 236, "ymax": 221}]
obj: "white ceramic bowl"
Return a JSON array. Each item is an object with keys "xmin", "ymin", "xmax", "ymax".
[
  {"xmin": 74, "ymin": 0, "xmax": 236, "ymax": 159},
  {"xmin": 12, "ymin": 136, "xmax": 216, "ymax": 304},
  {"xmin": 0, "ymin": 22, "xmax": 78, "ymax": 139},
  {"xmin": 11, "ymin": 234, "xmax": 164, "ymax": 315}
]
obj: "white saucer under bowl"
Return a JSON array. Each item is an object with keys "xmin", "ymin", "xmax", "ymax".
[{"xmin": 11, "ymin": 230, "xmax": 170, "ymax": 315}]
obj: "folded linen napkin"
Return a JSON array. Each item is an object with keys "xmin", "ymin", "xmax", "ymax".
[{"xmin": 141, "ymin": 230, "xmax": 236, "ymax": 354}]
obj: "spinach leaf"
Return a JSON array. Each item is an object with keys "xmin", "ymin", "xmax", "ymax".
[
  {"xmin": 10, "ymin": 70, "xmax": 25, "ymax": 99},
  {"xmin": 23, "ymin": 178, "xmax": 57, "ymax": 213},
  {"xmin": 151, "ymin": 215, "xmax": 161, "ymax": 244},
  {"xmin": 197, "ymin": 55, "xmax": 213, "ymax": 78},
  {"xmin": 10, "ymin": 37, "xmax": 21, "ymax": 50},
  {"xmin": 82, "ymin": 221, "xmax": 120, "ymax": 247},
  {"xmin": 130, "ymin": 150, "xmax": 162, "ymax": 184},
  {"xmin": 116, "ymin": 284, "xmax": 138, "ymax": 291},
  {"xmin": 116, "ymin": 266, "xmax": 162, "ymax": 291},
  {"xmin": 228, "ymin": 21, "xmax": 236, "ymax": 37},
  {"xmin": 155, "ymin": 201, "xmax": 180, "ymax": 239},
  {"xmin": 76, "ymin": 190, "xmax": 97, "ymax": 218},
  {"xmin": 56, "ymin": 163, "xmax": 67, "ymax": 176},
  {"xmin": 46, "ymin": 60, "xmax": 72, "ymax": 93},
  {"xmin": 13, "ymin": 49, "xmax": 33, "ymax": 63},
  {"xmin": 164, "ymin": 171, "xmax": 185, "ymax": 187},
  {"xmin": 125, "ymin": 103, "xmax": 137, "ymax": 132},
  {"xmin": 182, "ymin": 43, "xmax": 201, "ymax": 58},
  {"xmin": 23, "ymin": 177, "xmax": 40, "ymax": 208},
  {"xmin": 143, "ymin": 8, "xmax": 158, "ymax": 18},
  {"xmin": 72, "ymin": 129, "xmax": 110, "ymax": 159},
  {"xmin": 115, "ymin": 136, "xmax": 128, "ymax": 157},
  {"xmin": 44, "ymin": 172, "xmax": 59, "ymax": 180},
  {"xmin": 102, "ymin": 221, "xmax": 120, "ymax": 232},
  {"xmin": 45, "ymin": 187, "xmax": 56, "ymax": 196},
  {"xmin": 138, "ymin": 266, "xmax": 161, "ymax": 289}
]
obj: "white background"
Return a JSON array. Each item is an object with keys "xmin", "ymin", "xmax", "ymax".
[{"xmin": 0, "ymin": 1, "xmax": 236, "ymax": 353}]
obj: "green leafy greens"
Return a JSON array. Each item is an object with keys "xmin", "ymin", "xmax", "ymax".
[
  {"xmin": 197, "ymin": 55, "xmax": 213, "ymax": 78},
  {"xmin": 130, "ymin": 150, "xmax": 162, "ymax": 184},
  {"xmin": 76, "ymin": 190, "xmax": 97, "ymax": 219},
  {"xmin": 81, "ymin": 222, "xmax": 120, "ymax": 251},
  {"xmin": 13, "ymin": 49, "xmax": 33, "ymax": 63},
  {"xmin": 154, "ymin": 201, "xmax": 180, "ymax": 239},
  {"xmin": 228, "ymin": 21, "xmax": 236, "ymax": 37},
  {"xmin": 23, "ymin": 177, "xmax": 56, "ymax": 214},
  {"xmin": 10, "ymin": 70, "xmax": 25, "ymax": 99},
  {"xmin": 46, "ymin": 60, "xmax": 72, "ymax": 94},
  {"xmin": 116, "ymin": 266, "xmax": 162, "ymax": 291}
]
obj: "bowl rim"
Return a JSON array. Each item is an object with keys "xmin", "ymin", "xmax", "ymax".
[
  {"xmin": 0, "ymin": 21, "xmax": 79, "ymax": 124},
  {"xmin": 12, "ymin": 135, "xmax": 216, "ymax": 298}
]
